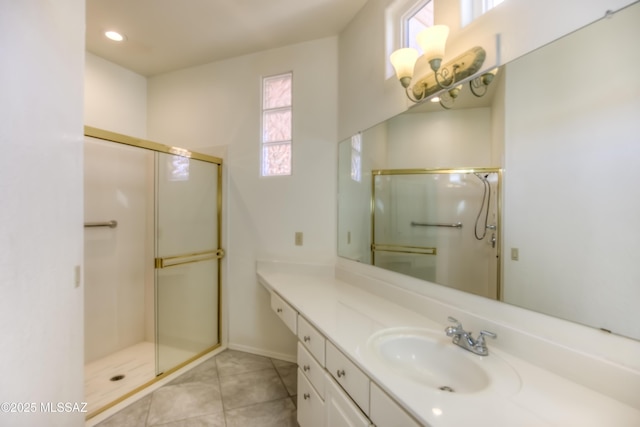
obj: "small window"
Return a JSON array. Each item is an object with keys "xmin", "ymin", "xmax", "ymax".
[
  {"xmin": 350, "ymin": 133, "xmax": 362, "ymax": 182},
  {"xmin": 461, "ymin": 0, "xmax": 505, "ymax": 27},
  {"xmin": 404, "ymin": 0, "xmax": 434, "ymax": 53},
  {"xmin": 261, "ymin": 72, "xmax": 292, "ymax": 176},
  {"xmin": 385, "ymin": 0, "xmax": 434, "ymax": 79}
]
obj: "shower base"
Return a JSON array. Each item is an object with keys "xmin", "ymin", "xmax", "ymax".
[
  {"xmin": 84, "ymin": 341, "xmax": 194, "ymax": 416},
  {"xmin": 84, "ymin": 342, "xmax": 155, "ymax": 415}
]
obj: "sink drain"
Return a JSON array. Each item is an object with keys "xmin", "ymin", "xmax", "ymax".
[
  {"xmin": 110, "ymin": 374, "xmax": 125, "ymax": 382},
  {"xmin": 438, "ymin": 386, "xmax": 455, "ymax": 393}
]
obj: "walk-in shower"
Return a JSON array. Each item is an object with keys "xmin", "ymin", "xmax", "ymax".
[
  {"xmin": 371, "ymin": 168, "xmax": 500, "ymax": 298},
  {"xmin": 83, "ymin": 127, "xmax": 223, "ymax": 418}
]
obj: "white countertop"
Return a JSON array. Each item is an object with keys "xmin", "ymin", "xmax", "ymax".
[{"xmin": 257, "ymin": 263, "xmax": 640, "ymax": 427}]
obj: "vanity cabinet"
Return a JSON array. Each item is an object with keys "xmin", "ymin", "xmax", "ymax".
[{"xmin": 268, "ymin": 290, "xmax": 421, "ymax": 427}]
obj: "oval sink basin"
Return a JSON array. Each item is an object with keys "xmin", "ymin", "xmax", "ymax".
[{"xmin": 366, "ymin": 327, "xmax": 520, "ymax": 395}]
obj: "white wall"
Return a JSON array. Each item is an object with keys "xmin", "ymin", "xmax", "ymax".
[
  {"xmin": 147, "ymin": 37, "xmax": 339, "ymax": 359},
  {"xmin": 387, "ymin": 108, "xmax": 492, "ymax": 168},
  {"xmin": 85, "ymin": 52, "xmax": 147, "ymax": 138},
  {"xmin": 0, "ymin": 1, "xmax": 85, "ymax": 426}
]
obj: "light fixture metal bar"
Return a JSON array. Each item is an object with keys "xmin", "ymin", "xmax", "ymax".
[{"xmin": 410, "ymin": 46, "xmax": 486, "ymax": 100}]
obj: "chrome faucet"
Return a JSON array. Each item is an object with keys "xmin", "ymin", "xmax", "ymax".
[{"xmin": 445, "ymin": 316, "xmax": 496, "ymax": 356}]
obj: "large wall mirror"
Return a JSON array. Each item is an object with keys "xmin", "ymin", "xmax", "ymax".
[{"xmin": 338, "ymin": 2, "xmax": 640, "ymax": 341}]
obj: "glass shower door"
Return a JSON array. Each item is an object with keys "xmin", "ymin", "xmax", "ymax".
[{"xmin": 154, "ymin": 152, "xmax": 221, "ymax": 375}]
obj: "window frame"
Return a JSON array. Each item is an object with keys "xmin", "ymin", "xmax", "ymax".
[
  {"xmin": 402, "ymin": 0, "xmax": 434, "ymax": 53},
  {"xmin": 260, "ymin": 71, "xmax": 293, "ymax": 177}
]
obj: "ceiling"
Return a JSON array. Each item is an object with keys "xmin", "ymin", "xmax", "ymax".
[{"xmin": 86, "ymin": 0, "xmax": 369, "ymax": 77}]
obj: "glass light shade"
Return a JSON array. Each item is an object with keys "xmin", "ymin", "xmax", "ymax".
[
  {"xmin": 390, "ymin": 48, "xmax": 419, "ymax": 81},
  {"xmin": 417, "ymin": 25, "xmax": 449, "ymax": 63}
]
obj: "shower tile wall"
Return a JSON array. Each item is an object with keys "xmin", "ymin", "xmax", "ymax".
[{"xmin": 84, "ymin": 138, "xmax": 155, "ymax": 363}]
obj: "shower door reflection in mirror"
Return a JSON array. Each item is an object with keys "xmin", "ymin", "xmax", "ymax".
[
  {"xmin": 155, "ymin": 153, "xmax": 221, "ymax": 374},
  {"xmin": 372, "ymin": 169, "xmax": 500, "ymax": 298}
]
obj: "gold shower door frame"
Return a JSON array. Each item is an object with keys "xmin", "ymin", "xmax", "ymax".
[
  {"xmin": 371, "ymin": 167, "xmax": 502, "ymax": 299},
  {"xmin": 84, "ymin": 126, "xmax": 224, "ymax": 418}
]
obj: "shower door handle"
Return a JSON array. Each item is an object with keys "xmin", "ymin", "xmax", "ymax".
[{"xmin": 154, "ymin": 249, "xmax": 225, "ymax": 269}]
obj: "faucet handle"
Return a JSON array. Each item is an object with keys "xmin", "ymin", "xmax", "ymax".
[
  {"xmin": 476, "ymin": 330, "xmax": 497, "ymax": 346},
  {"xmin": 472, "ymin": 330, "xmax": 497, "ymax": 356},
  {"xmin": 447, "ymin": 316, "xmax": 461, "ymax": 326},
  {"xmin": 445, "ymin": 316, "xmax": 463, "ymax": 336}
]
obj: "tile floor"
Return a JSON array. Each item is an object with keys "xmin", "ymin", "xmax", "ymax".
[{"xmin": 95, "ymin": 350, "xmax": 298, "ymax": 427}]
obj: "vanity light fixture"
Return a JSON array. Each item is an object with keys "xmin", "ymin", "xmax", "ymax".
[
  {"xmin": 469, "ymin": 68, "xmax": 499, "ymax": 97},
  {"xmin": 390, "ymin": 24, "xmax": 487, "ymax": 104},
  {"xmin": 105, "ymin": 31, "xmax": 125, "ymax": 42},
  {"xmin": 438, "ymin": 84, "xmax": 463, "ymax": 109}
]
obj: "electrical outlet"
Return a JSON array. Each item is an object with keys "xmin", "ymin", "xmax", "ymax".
[{"xmin": 295, "ymin": 232, "xmax": 303, "ymax": 246}]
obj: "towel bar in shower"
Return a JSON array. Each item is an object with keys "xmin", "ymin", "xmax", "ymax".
[
  {"xmin": 411, "ymin": 221, "xmax": 462, "ymax": 228},
  {"xmin": 84, "ymin": 220, "xmax": 118, "ymax": 228}
]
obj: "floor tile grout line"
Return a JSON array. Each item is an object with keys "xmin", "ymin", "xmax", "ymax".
[
  {"xmin": 96, "ymin": 349, "xmax": 298, "ymax": 426},
  {"xmin": 271, "ymin": 357, "xmax": 297, "ymax": 398}
]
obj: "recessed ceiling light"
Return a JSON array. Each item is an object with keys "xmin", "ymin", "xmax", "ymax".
[{"xmin": 105, "ymin": 31, "xmax": 125, "ymax": 42}]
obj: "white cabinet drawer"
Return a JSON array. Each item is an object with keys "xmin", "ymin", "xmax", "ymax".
[
  {"xmin": 370, "ymin": 383, "xmax": 422, "ymax": 427},
  {"xmin": 270, "ymin": 291, "xmax": 297, "ymax": 334},
  {"xmin": 325, "ymin": 373, "xmax": 372, "ymax": 427},
  {"xmin": 298, "ymin": 342, "xmax": 325, "ymax": 399},
  {"xmin": 298, "ymin": 315, "xmax": 325, "ymax": 365},
  {"xmin": 325, "ymin": 341, "xmax": 370, "ymax": 415},
  {"xmin": 298, "ymin": 367, "xmax": 325, "ymax": 427}
]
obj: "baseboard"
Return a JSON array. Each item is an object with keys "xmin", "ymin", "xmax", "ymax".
[{"xmin": 227, "ymin": 342, "xmax": 297, "ymax": 364}]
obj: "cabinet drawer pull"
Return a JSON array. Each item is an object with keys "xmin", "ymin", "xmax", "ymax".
[
  {"xmin": 336, "ymin": 369, "xmax": 346, "ymax": 378},
  {"xmin": 303, "ymin": 335, "xmax": 311, "ymax": 342},
  {"xmin": 303, "ymin": 365, "xmax": 311, "ymax": 372},
  {"xmin": 276, "ymin": 307, "xmax": 283, "ymax": 313},
  {"xmin": 303, "ymin": 393, "xmax": 311, "ymax": 400}
]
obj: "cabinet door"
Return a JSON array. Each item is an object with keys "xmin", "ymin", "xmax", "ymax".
[
  {"xmin": 325, "ymin": 373, "xmax": 372, "ymax": 427},
  {"xmin": 370, "ymin": 383, "xmax": 423, "ymax": 427},
  {"xmin": 298, "ymin": 368, "xmax": 325, "ymax": 427}
]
